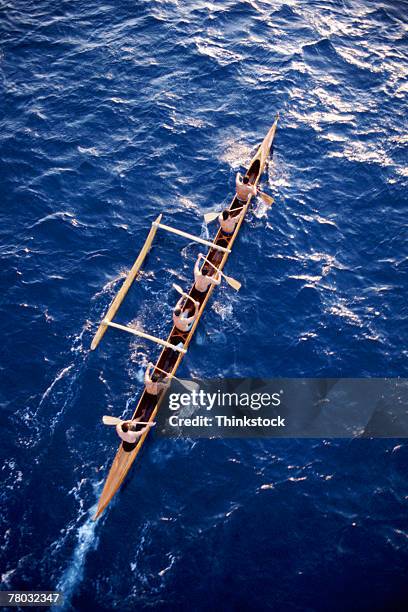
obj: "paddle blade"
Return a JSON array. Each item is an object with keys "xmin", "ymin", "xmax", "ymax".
[
  {"xmin": 259, "ymin": 192, "xmax": 274, "ymax": 206},
  {"xmin": 102, "ymin": 415, "xmax": 122, "ymax": 426},
  {"xmin": 172, "ymin": 283, "xmax": 184, "ymax": 295},
  {"xmin": 225, "ymin": 275, "xmax": 241, "ymax": 291},
  {"xmin": 204, "ymin": 211, "xmax": 219, "ymax": 223}
]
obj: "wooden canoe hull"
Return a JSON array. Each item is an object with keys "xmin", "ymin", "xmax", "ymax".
[{"xmin": 94, "ymin": 117, "xmax": 279, "ymax": 520}]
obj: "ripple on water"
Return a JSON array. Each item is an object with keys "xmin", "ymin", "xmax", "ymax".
[{"xmin": 1, "ymin": 0, "xmax": 407, "ymax": 607}]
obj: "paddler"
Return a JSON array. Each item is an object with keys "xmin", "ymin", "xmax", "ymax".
[
  {"xmin": 218, "ymin": 207, "xmax": 245, "ymax": 236},
  {"xmin": 194, "ymin": 253, "xmax": 221, "ymax": 293},
  {"xmin": 144, "ymin": 361, "xmax": 171, "ymax": 395},
  {"xmin": 173, "ymin": 296, "xmax": 200, "ymax": 332},
  {"xmin": 236, "ymin": 172, "xmax": 257, "ymax": 203},
  {"xmin": 116, "ymin": 417, "xmax": 155, "ymax": 444}
]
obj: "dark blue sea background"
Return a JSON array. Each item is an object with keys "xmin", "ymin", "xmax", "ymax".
[{"xmin": 1, "ymin": 0, "xmax": 407, "ymax": 610}]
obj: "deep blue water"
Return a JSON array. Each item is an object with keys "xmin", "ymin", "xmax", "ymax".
[{"xmin": 1, "ymin": 0, "xmax": 407, "ymax": 610}]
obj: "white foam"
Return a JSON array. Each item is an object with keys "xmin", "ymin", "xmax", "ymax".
[{"xmin": 54, "ymin": 501, "xmax": 99, "ymax": 611}]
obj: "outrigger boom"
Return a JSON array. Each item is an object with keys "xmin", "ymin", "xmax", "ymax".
[
  {"xmin": 91, "ymin": 216, "xmax": 229, "ymax": 352},
  {"xmin": 104, "ymin": 321, "xmax": 187, "ymax": 353},
  {"xmin": 91, "ymin": 115, "xmax": 279, "ymax": 520},
  {"xmin": 153, "ymin": 220, "xmax": 231, "ymax": 253},
  {"xmin": 91, "ymin": 214, "xmax": 162, "ymax": 351}
]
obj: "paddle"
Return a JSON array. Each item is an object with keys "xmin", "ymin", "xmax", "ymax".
[
  {"xmin": 204, "ymin": 190, "xmax": 274, "ymax": 224},
  {"xmin": 199, "ymin": 254, "xmax": 241, "ymax": 291},
  {"xmin": 153, "ymin": 363, "xmax": 199, "ymax": 393},
  {"xmin": 172, "ymin": 283, "xmax": 200, "ymax": 307},
  {"xmin": 258, "ymin": 190, "xmax": 274, "ymax": 206},
  {"xmin": 103, "ymin": 416, "xmax": 155, "ymax": 426},
  {"xmin": 204, "ymin": 205, "xmax": 246, "ymax": 224},
  {"xmin": 153, "ymin": 364, "xmax": 184, "ymax": 383}
]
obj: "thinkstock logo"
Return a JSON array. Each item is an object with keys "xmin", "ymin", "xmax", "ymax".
[
  {"xmin": 156, "ymin": 378, "xmax": 408, "ymax": 439},
  {"xmin": 166, "ymin": 387, "xmax": 284, "ymax": 429}
]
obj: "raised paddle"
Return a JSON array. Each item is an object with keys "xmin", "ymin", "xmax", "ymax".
[
  {"xmin": 103, "ymin": 416, "xmax": 156, "ymax": 426},
  {"xmin": 172, "ymin": 283, "xmax": 200, "ymax": 307},
  {"xmin": 199, "ymin": 254, "xmax": 241, "ymax": 291}
]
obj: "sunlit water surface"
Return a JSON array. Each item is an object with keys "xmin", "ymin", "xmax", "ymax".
[{"xmin": 1, "ymin": 1, "xmax": 407, "ymax": 610}]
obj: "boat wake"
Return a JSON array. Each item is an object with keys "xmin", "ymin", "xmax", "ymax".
[{"xmin": 54, "ymin": 498, "xmax": 99, "ymax": 611}]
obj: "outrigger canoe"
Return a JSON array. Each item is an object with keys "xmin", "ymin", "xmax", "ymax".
[{"xmin": 91, "ymin": 116, "xmax": 279, "ymax": 519}]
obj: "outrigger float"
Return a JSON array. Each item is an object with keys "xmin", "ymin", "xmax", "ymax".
[{"xmin": 91, "ymin": 116, "xmax": 279, "ymax": 519}]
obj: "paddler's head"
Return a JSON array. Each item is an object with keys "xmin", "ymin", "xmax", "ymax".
[
  {"xmin": 121, "ymin": 422, "xmax": 129, "ymax": 432},
  {"xmin": 222, "ymin": 210, "xmax": 229, "ymax": 220},
  {"xmin": 174, "ymin": 307, "xmax": 182, "ymax": 317},
  {"xmin": 243, "ymin": 176, "xmax": 249, "ymax": 184},
  {"xmin": 202, "ymin": 267, "xmax": 209, "ymax": 276}
]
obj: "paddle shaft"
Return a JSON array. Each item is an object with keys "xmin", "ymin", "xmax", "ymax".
[
  {"xmin": 150, "ymin": 362, "xmax": 200, "ymax": 392},
  {"xmin": 103, "ymin": 416, "xmax": 155, "ymax": 426},
  {"xmin": 198, "ymin": 254, "xmax": 241, "ymax": 291},
  {"xmin": 152, "ymin": 364, "xmax": 181, "ymax": 382},
  {"xmin": 172, "ymin": 283, "xmax": 199, "ymax": 307},
  {"xmin": 205, "ymin": 205, "xmax": 246, "ymax": 223},
  {"xmin": 128, "ymin": 421, "xmax": 154, "ymax": 426},
  {"xmin": 199, "ymin": 255, "xmax": 230, "ymax": 283}
]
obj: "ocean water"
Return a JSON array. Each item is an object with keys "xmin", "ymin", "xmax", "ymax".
[{"xmin": 1, "ymin": 0, "xmax": 407, "ymax": 610}]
